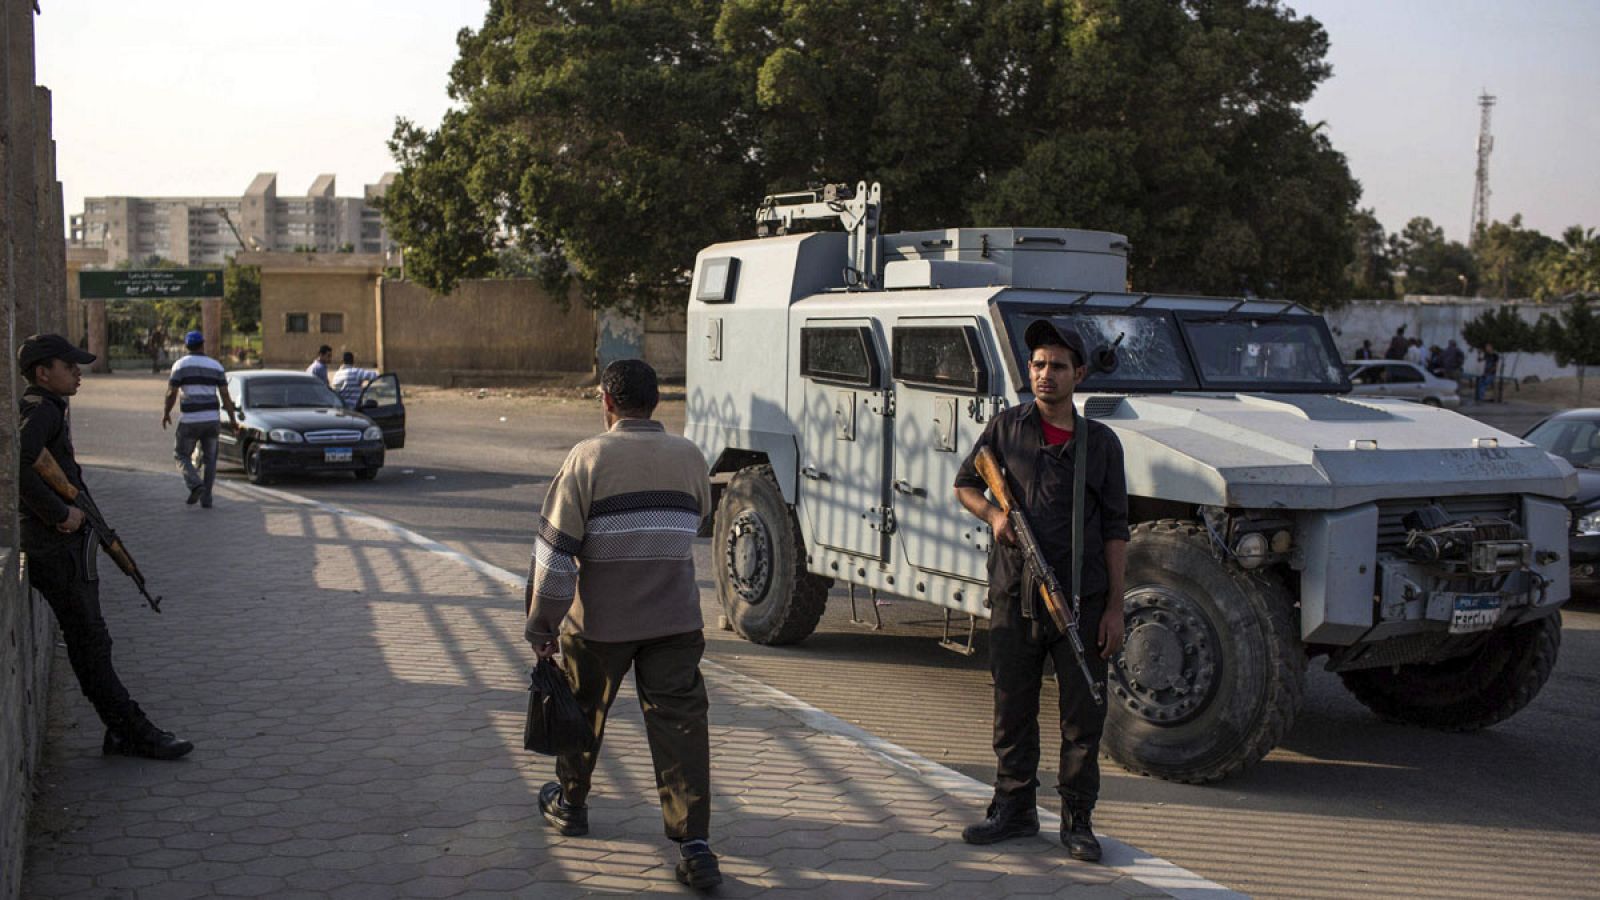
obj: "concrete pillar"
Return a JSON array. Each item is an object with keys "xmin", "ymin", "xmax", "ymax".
[
  {"xmin": 86, "ymin": 299, "xmax": 110, "ymax": 373},
  {"xmin": 6, "ymin": 0, "xmax": 37, "ymax": 336},
  {"xmin": 202, "ymin": 297, "xmax": 222, "ymax": 357},
  {"xmin": 34, "ymin": 86, "xmax": 63, "ymax": 334},
  {"xmin": 373, "ymin": 275, "xmax": 386, "ymax": 372}
]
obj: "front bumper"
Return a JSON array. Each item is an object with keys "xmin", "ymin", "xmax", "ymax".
[{"xmin": 257, "ymin": 441, "xmax": 385, "ymax": 475}]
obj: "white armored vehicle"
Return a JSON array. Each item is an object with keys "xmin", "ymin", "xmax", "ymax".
[{"xmin": 685, "ymin": 183, "xmax": 1575, "ymax": 782}]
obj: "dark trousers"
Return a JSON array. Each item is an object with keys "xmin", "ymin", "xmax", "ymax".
[
  {"xmin": 28, "ymin": 537, "xmax": 142, "ymax": 731},
  {"xmin": 557, "ymin": 630, "xmax": 711, "ymax": 841},
  {"xmin": 174, "ymin": 421, "xmax": 220, "ymax": 498},
  {"xmin": 989, "ymin": 589, "xmax": 1109, "ymax": 812}
]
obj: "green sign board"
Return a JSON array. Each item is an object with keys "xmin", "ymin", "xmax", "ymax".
[{"xmin": 79, "ymin": 269, "xmax": 225, "ymax": 299}]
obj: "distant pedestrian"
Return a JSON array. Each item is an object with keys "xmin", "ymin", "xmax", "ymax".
[
  {"xmin": 331, "ymin": 351, "xmax": 379, "ymax": 408},
  {"xmin": 1353, "ymin": 339, "xmax": 1375, "ymax": 361},
  {"xmin": 18, "ymin": 334, "xmax": 193, "ymax": 759},
  {"xmin": 1426, "ymin": 345, "xmax": 1444, "ymax": 374},
  {"xmin": 525, "ymin": 359, "xmax": 722, "ymax": 890},
  {"xmin": 1441, "ymin": 340, "xmax": 1465, "ymax": 380},
  {"xmin": 953, "ymin": 321, "xmax": 1128, "ymax": 863},
  {"xmin": 1385, "ymin": 325, "xmax": 1409, "ymax": 360},
  {"xmin": 1404, "ymin": 338, "xmax": 1425, "ymax": 366},
  {"xmin": 162, "ymin": 331, "xmax": 238, "ymax": 508},
  {"xmin": 307, "ymin": 344, "xmax": 333, "ymax": 385},
  {"xmin": 147, "ymin": 324, "xmax": 165, "ymax": 374},
  {"xmin": 1476, "ymin": 342, "xmax": 1500, "ymax": 403}
]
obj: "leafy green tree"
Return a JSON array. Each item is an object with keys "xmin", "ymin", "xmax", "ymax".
[
  {"xmin": 1345, "ymin": 208, "xmax": 1392, "ymax": 298},
  {"xmin": 1473, "ymin": 215, "xmax": 1554, "ymax": 299},
  {"xmin": 1533, "ymin": 226, "xmax": 1600, "ymax": 300},
  {"xmin": 1538, "ymin": 297, "xmax": 1600, "ymax": 400},
  {"xmin": 224, "ymin": 257, "xmax": 261, "ymax": 334},
  {"xmin": 387, "ymin": 0, "xmax": 1360, "ymax": 310},
  {"xmin": 1391, "ymin": 217, "xmax": 1475, "ymax": 296}
]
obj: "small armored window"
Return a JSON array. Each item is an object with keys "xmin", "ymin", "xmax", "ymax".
[
  {"xmin": 892, "ymin": 326, "xmax": 987, "ymax": 394},
  {"xmin": 801, "ymin": 326, "xmax": 879, "ymax": 387}
]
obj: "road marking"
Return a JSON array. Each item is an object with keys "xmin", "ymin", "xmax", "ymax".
[{"xmin": 222, "ymin": 479, "xmax": 1243, "ymax": 899}]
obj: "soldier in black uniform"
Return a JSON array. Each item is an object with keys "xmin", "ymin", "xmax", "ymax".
[
  {"xmin": 17, "ymin": 334, "xmax": 193, "ymax": 760},
  {"xmin": 953, "ymin": 320, "xmax": 1128, "ymax": 862}
]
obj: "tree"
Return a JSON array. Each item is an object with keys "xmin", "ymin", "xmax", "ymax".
[
  {"xmin": 224, "ymin": 257, "xmax": 261, "ymax": 335},
  {"xmin": 1473, "ymin": 215, "xmax": 1554, "ymax": 299},
  {"xmin": 1533, "ymin": 226, "xmax": 1600, "ymax": 300},
  {"xmin": 1463, "ymin": 304, "xmax": 1539, "ymax": 388},
  {"xmin": 387, "ymin": 0, "xmax": 1360, "ymax": 310},
  {"xmin": 1345, "ymin": 207, "xmax": 1392, "ymax": 298},
  {"xmin": 1391, "ymin": 217, "xmax": 1476, "ymax": 296},
  {"xmin": 1538, "ymin": 297, "xmax": 1600, "ymax": 400}
]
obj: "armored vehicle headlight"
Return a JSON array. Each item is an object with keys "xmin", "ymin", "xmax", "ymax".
[
  {"xmin": 363, "ymin": 425, "xmax": 382, "ymax": 441},
  {"xmin": 268, "ymin": 428, "xmax": 304, "ymax": 443},
  {"xmin": 1270, "ymin": 530, "xmax": 1293, "ymax": 554},
  {"xmin": 1234, "ymin": 532, "xmax": 1269, "ymax": 569}
]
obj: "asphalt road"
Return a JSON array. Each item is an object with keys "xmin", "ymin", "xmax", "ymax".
[{"xmin": 70, "ymin": 372, "xmax": 1600, "ymax": 898}]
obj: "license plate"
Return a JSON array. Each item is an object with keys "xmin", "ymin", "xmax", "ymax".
[
  {"xmin": 1449, "ymin": 594, "xmax": 1502, "ymax": 634},
  {"xmin": 324, "ymin": 448, "xmax": 353, "ymax": 463}
]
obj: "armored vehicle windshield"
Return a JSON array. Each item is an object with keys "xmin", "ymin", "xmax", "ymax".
[{"xmin": 998, "ymin": 299, "xmax": 1347, "ymax": 393}]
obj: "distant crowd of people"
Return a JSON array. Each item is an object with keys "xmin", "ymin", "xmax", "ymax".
[{"xmin": 1352, "ymin": 325, "xmax": 1500, "ymax": 402}]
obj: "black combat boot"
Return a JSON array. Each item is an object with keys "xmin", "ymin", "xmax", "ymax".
[
  {"xmin": 675, "ymin": 839, "xmax": 723, "ymax": 890},
  {"xmin": 1062, "ymin": 805, "xmax": 1102, "ymax": 862},
  {"xmin": 961, "ymin": 794, "xmax": 1040, "ymax": 845},
  {"xmin": 539, "ymin": 782, "xmax": 589, "ymax": 836},
  {"xmin": 103, "ymin": 718, "xmax": 194, "ymax": 761}
]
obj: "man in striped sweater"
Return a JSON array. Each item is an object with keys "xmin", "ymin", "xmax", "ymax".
[
  {"xmin": 161, "ymin": 330, "xmax": 238, "ymax": 508},
  {"xmin": 525, "ymin": 359, "xmax": 721, "ymax": 890}
]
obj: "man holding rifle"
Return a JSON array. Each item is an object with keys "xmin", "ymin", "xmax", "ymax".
[
  {"xmin": 17, "ymin": 334, "xmax": 193, "ymax": 760},
  {"xmin": 953, "ymin": 320, "xmax": 1127, "ymax": 862}
]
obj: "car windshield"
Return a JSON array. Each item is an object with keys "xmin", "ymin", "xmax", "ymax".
[
  {"xmin": 246, "ymin": 378, "xmax": 343, "ymax": 409},
  {"xmin": 1525, "ymin": 417, "xmax": 1600, "ymax": 468},
  {"xmin": 1182, "ymin": 316, "xmax": 1345, "ymax": 389}
]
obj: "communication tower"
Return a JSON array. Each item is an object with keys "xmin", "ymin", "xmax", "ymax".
[{"xmin": 1469, "ymin": 92, "xmax": 1496, "ymax": 247}]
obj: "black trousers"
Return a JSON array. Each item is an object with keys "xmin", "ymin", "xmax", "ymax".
[
  {"xmin": 557, "ymin": 629, "xmax": 711, "ymax": 841},
  {"xmin": 28, "ymin": 536, "xmax": 142, "ymax": 731},
  {"xmin": 988, "ymin": 589, "xmax": 1109, "ymax": 811}
]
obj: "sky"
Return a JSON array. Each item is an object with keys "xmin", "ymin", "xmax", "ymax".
[{"xmin": 34, "ymin": 0, "xmax": 1600, "ymax": 245}]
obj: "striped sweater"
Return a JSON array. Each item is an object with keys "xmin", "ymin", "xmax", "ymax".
[{"xmin": 525, "ymin": 417, "xmax": 712, "ymax": 645}]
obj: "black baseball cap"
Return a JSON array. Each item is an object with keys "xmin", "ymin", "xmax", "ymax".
[
  {"xmin": 1023, "ymin": 319, "xmax": 1087, "ymax": 368},
  {"xmin": 18, "ymin": 333, "xmax": 95, "ymax": 374}
]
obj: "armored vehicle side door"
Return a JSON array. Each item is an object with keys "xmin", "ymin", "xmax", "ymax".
[
  {"xmin": 796, "ymin": 320, "xmax": 892, "ymax": 560},
  {"xmin": 888, "ymin": 319, "xmax": 996, "ymax": 581}
]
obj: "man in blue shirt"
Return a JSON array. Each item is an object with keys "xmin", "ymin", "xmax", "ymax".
[
  {"xmin": 331, "ymin": 351, "xmax": 379, "ymax": 408},
  {"xmin": 307, "ymin": 344, "xmax": 333, "ymax": 385},
  {"xmin": 162, "ymin": 331, "xmax": 238, "ymax": 508}
]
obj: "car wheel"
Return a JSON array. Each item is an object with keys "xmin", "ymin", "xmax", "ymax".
[
  {"xmin": 354, "ymin": 468, "xmax": 379, "ymax": 481},
  {"xmin": 244, "ymin": 442, "xmax": 271, "ymax": 486}
]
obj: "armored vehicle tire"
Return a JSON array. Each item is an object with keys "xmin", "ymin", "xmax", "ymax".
[
  {"xmin": 1338, "ymin": 612, "xmax": 1560, "ymax": 731},
  {"xmin": 1103, "ymin": 521, "xmax": 1305, "ymax": 784},
  {"xmin": 713, "ymin": 465, "xmax": 833, "ymax": 645}
]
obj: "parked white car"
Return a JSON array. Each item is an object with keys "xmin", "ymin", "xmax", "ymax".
[{"xmin": 1344, "ymin": 360, "xmax": 1461, "ymax": 407}]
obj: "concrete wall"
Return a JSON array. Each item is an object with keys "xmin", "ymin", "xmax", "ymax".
[
  {"xmin": 379, "ymin": 278, "xmax": 595, "ymax": 381},
  {"xmin": 3, "ymin": 1, "xmax": 69, "ymax": 895},
  {"xmin": 1325, "ymin": 296, "xmax": 1582, "ymax": 381},
  {"xmin": 598, "ymin": 309, "xmax": 687, "ymax": 380},
  {"xmin": 243, "ymin": 251, "xmax": 385, "ymax": 368}
]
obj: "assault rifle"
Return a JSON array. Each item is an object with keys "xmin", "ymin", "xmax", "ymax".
[
  {"xmin": 975, "ymin": 446, "xmax": 1102, "ymax": 705},
  {"xmin": 31, "ymin": 449, "xmax": 162, "ymax": 613}
]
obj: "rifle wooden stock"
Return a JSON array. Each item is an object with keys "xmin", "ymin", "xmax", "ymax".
[
  {"xmin": 974, "ymin": 447, "xmax": 1074, "ymax": 635},
  {"xmin": 30, "ymin": 449, "xmax": 162, "ymax": 613}
]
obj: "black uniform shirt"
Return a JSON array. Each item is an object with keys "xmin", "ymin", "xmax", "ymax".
[
  {"xmin": 953, "ymin": 401, "xmax": 1131, "ymax": 601},
  {"xmin": 18, "ymin": 385, "xmax": 87, "ymax": 555}
]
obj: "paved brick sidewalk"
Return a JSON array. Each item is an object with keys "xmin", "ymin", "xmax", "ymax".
[{"xmin": 22, "ymin": 468, "xmax": 1235, "ymax": 898}]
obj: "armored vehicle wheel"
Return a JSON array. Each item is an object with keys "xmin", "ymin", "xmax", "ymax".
[
  {"xmin": 1103, "ymin": 521, "xmax": 1305, "ymax": 784},
  {"xmin": 1338, "ymin": 612, "xmax": 1560, "ymax": 731},
  {"xmin": 713, "ymin": 465, "xmax": 832, "ymax": 645}
]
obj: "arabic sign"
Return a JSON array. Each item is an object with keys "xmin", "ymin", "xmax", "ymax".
[{"xmin": 79, "ymin": 269, "xmax": 225, "ymax": 299}]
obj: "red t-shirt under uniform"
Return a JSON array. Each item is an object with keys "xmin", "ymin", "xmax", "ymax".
[{"xmin": 1040, "ymin": 419, "xmax": 1075, "ymax": 446}]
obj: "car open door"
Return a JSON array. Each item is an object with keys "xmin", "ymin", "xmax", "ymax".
[{"xmin": 359, "ymin": 374, "xmax": 406, "ymax": 449}]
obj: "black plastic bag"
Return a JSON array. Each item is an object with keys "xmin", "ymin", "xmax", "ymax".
[{"xmin": 524, "ymin": 658, "xmax": 593, "ymax": 756}]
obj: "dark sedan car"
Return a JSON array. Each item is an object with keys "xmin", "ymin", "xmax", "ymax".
[
  {"xmin": 1523, "ymin": 409, "xmax": 1600, "ymax": 579},
  {"xmin": 220, "ymin": 370, "xmax": 405, "ymax": 484}
]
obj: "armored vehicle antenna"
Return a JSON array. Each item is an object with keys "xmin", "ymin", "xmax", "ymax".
[{"xmin": 755, "ymin": 181, "xmax": 882, "ymax": 289}]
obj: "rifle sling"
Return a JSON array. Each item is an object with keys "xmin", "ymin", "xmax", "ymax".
[{"xmin": 1070, "ymin": 411, "xmax": 1087, "ymax": 618}]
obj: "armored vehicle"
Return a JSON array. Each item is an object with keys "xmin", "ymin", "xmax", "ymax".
[{"xmin": 685, "ymin": 183, "xmax": 1574, "ymax": 783}]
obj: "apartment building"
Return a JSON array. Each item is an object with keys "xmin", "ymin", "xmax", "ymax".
[{"xmin": 68, "ymin": 172, "xmax": 398, "ymax": 266}]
